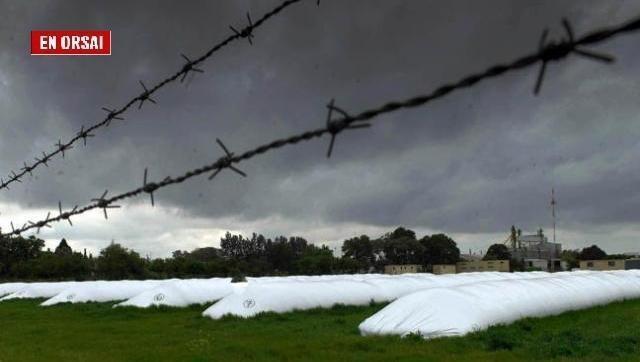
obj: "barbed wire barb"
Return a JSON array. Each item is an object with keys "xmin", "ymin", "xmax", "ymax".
[
  {"xmin": 34, "ymin": 152, "xmax": 50, "ymax": 167},
  {"xmin": 230, "ymin": 12, "xmax": 255, "ymax": 45},
  {"xmin": 58, "ymin": 201, "xmax": 79, "ymax": 226},
  {"xmin": 143, "ymin": 168, "xmax": 159, "ymax": 207},
  {"xmin": 137, "ymin": 81, "xmax": 157, "ymax": 109},
  {"xmin": 180, "ymin": 54, "xmax": 204, "ymax": 83},
  {"xmin": 101, "ymin": 107, "xmax": 124, "ymax": 127},
  {"xmin": 77, "ymin": 126, "xmax": 95, "ymax": 146},
  {"xmin": 325, "ymin": 99, "xmax": 371, "ymax": 158},
  {"xmin": 209, "ymin": 139, "xmax": 247, "ymax": 180},
  {"xmin": 21, "ymin": 162, "xmax": 33, "ymax": 176},
  {"xmin": 562, "ymin": 18, "xmax": 615, "ymax": 62},
  {"xmin": 534, "ymin": 18, "xmax": 615, "ymax": 95},
  {"xmin": 55, "ymin": 140, "xmax": 73, "ymax": 159},
  {"xmin": 91, "ymin": 190, "xmax": 121, "ymax": 219},
  {"xmin": 534, "ymin": 28, "xmax": 550, "ymax": 95},
  {"xmin": 9, "ymin": 221, "xmax": 26, "ymax": 235},
  {"xmin": 10, "ymin": 171, "xmax": 21, "ymax": 183},
  {"xmin": 28, "ymin": 212, "xmax": 52, "ymax": 234}
]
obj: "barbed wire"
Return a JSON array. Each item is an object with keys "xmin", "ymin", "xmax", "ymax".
[
  {"xmin": 0, "ymin": 0, "xmax": 313, "ymax": 193},
  {"xmin": 2, "ymin": 14, "xmax": 639, "ymax": 237}
]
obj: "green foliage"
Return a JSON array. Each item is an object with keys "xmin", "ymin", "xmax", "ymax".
[
  {"xmin": 96, "ymin": 243, "xmax": 145, "ymax": 280},
  {"xmin": 561, "ymin": 249, "xmax": 580, "ymax": 270},
  {"xmin": 294, "ymin": 245, "xmax": 335, "ymax": 275},
  {"xmin": 334, "ymin": 257, "xmax": 361, "ymax": 274},
  {"xmin": 26, "ymin": 251, "xmax": 92, "ymax": 280},
  {"xmin": 0, "ymin": 235, "xmax": 45, "ymax": 277},
  {"xmin": 1, "ymin": 227, "xmax": 462, "ymax": 280},
  {"xmin": 605, "ymin": 254, "xmax": 634, "ymax": 260},
  {"xmin": 338, "ymin": 227, "xmax": 461, "ymax": 273},
  {"xmin": 381, "ymin": 228, "xmax": 423, "ymax": 265},
  {"xmin": 578, "ymin": 245, "xmax": 607, "ymax": 261},
  {"xmin": 420, "ymin": 233, "xmax": 460, "ymax": 266},
  {"xmin": 54, "ymin": 238, "xmax": 73, "ymax": 256},
  {"xmin": 341, "ymin": 235, "xmax": 374, "ymax": 271},
  {"xmin": 483, "ymin": 328, "xmax": 520, "ymax": 351},
  {"xmin": 483, "ymin": 244, "xmax": 511, "ymax": 261}
]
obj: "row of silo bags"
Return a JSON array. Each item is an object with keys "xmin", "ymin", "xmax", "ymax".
[
  {"xmin": 0, "ymin": 279, "xmax": 232, "ymax": 306},
  {"xmin": 4, "ymin": 270, "xmax": 639, "ymax": 339},
  {"xmin": 359, "ymin": 270, "xmax": 640, "ymax": 338},
  {"xmin": 0, "ymin": 272, "xmax": 548, "ymax": 308},
  {"xmin": 202, "ymin": 271, "xmax": 552, "ymax": 318}
]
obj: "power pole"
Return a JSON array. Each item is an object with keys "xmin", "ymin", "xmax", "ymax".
[{"xmin": 551, "ymin": 188, "xmax": 557, "ymax": 244}]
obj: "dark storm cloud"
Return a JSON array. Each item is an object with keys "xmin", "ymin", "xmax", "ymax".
[{"xmin": 1, "ymin": 0, "xmax": 640, "ymax": 253}]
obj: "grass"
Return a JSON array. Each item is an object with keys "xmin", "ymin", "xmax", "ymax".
[{"xmin": 0, "ymin": 298, "xmax": 640, "ymax": 361}]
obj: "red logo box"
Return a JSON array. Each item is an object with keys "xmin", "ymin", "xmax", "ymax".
[{"xmin": 31, "ymin": 30, "xmax": 111, "ymax": 56}]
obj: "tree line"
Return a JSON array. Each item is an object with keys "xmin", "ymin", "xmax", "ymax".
[
  {"xmin": 1, "ymin": 227, "xmax": 621, "ymax": 281},
  {"xmin": 0, "ymin": 227, "xmax": 461, "ymax": 281}
]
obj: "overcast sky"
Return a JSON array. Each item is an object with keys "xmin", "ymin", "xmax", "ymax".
[{"xmin": 1, "ymin": 0, "xmax": 639, "ymax": 257}]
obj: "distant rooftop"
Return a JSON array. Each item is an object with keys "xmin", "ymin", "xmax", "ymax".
[{"xmin": 517, "ymin": 234, "xmax": 548, "ymax": 243}]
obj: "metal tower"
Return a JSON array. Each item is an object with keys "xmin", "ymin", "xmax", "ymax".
[{"xmin": 551, "ymin": 188, "xmax": 557, "ymax": 243}]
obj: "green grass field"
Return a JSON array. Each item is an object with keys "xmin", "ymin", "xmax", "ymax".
[{"xmin": 1, "ymin": 298, "xmax": 640, "ymax": 361}]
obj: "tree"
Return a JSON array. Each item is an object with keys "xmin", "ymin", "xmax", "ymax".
[
  {"xmin": 0, "ymin": 229, "xmax": 475, "ymax": 280},
  {"xmin": 380, "ymin": 227, "xmax": 423, "ymax": 265},
  {"xmin": 54, "ymin": 239, "xmax": 73, "ymax": 256},
  {"xmin": 148, "ymin": 258, "xmax": 168, "ymax": 277},
  {"xmin": 336, "ymin": 257, "xmax": 361, "ymax": 274},
  {"xmin": 383, "ymin": 238, "xmax": 424, "ymax": 265},
  {"xmin": 483, "ymin": 244, "xmax": 511, "ymax": 260},
  {"xmin": 220, "ymin": 232, "xmax": 270, "ymax": 262},
  {"xmin": 220, "ymin": 232, "xmax": 244, "ymax": 259},
  {"xmin": 295, "ymin": 245, "xmax": 335, "ymax": 275},
  {"xmin": 96, "ymin": 243, "xmax": 145, "ymax": 280},
  {"xmin": 265, "ymin": 236, "xmax": 294, "ymax": 273},
  {"xmin": 388, "ymin": 227, "xmax": 417, "ymax": 241},
  {"xmin": 0, "ymin": 235, "xmax": 45, "ymax": 277},
  {"xmin": 578, "ymin": 244, "xmax": 607, "ymax": 260},
  {"xmin": 420, "ymin": 233, "xmax": 460, "ymax": 266},
  {"xmin": 288, "ymin": 236, "xmax": 309, "ymax": 258},
  {"xmin": 183, "ymin": 247, "xmax": 221, "ymax": 262},
  {"xmin": 28, "ymin": 251, "xmax": 92, "ymax": 280},
  {"xmin": 341, "ymin": 235, "xmax": 374, "ymax": 271}
]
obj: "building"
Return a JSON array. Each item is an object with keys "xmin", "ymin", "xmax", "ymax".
[
  {"xmin": 524, "ymin": 258, "xmax": 548, "ymax": 271},
  {"xmin": 625, "ymin": 259, "xmax": 640, "ymax": 270},
  {"xmin": 521, "ymin": 257, "xmax": 565, "ymax": 272},
  {"xmin": 456, "ymin": 260, "xmax": 510, "ymax": 273},
  {"xmin": 509, "ymin": 229, "xmax": 563, "ymax": 271},
  {"xmin": 579, "ymin": 259, "xmax": 625, "ymax": 271},
  {"xmin": 432, "ymin": 264, "xmax": 457, "ymax": 275},
  {"xmin": 578, "ymin": 259, "xmax": 640, "ymax": 271},
  {"xmin": 384, "ymin": 264, "xmax": 423, "ymax": 275}
]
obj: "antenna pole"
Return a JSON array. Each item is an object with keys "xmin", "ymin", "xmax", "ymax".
[{"xmin": 551, "ymin": 188, "xmax": 557, "ymax": 243}]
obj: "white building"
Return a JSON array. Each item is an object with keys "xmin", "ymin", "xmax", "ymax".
[
  {"xmin": 524, "ymin": 259, "xmax": 548, "ymax": 271},
  {"xmin": 510, "ymin": 230, "xmax": 563, "ymax": 271}
]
